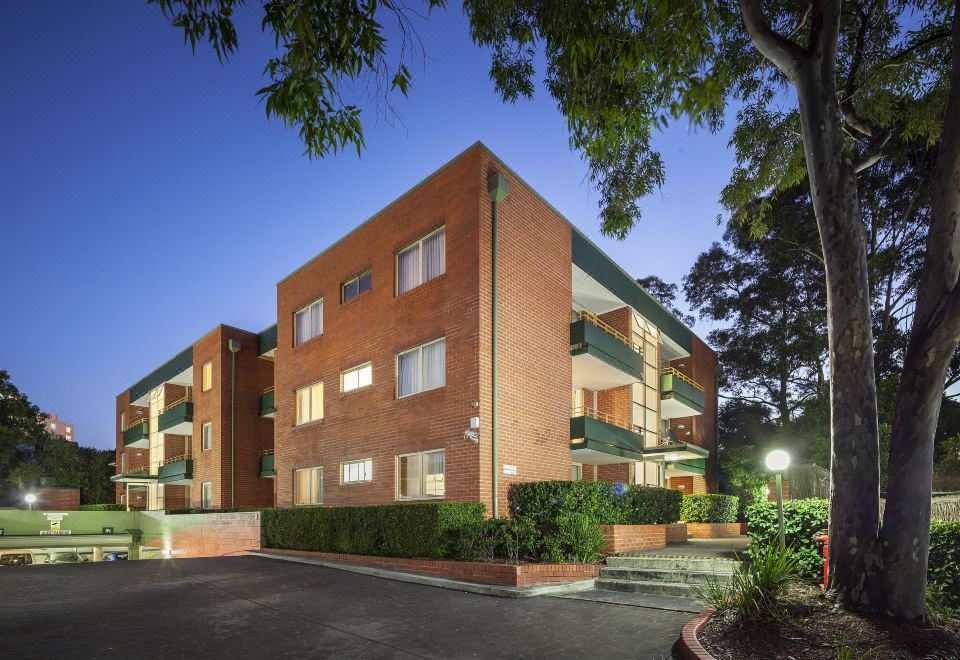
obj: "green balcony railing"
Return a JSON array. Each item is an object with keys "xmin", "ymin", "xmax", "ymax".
[
  {"xmin": 122, "ymin": 419, "xmax": 149, "ymax": 448},
  {"xmin": 259, "ymin": 388, "xmax": 276, "ymax": 418},
  {"xmin": 570, "ymin": 312, "xmax": 644, "ymax": 382},
  {"xmin": 259, "ymin": 450, "xmax": 275, "ymax": 478},
  {"xmin": 157, "ymin": 453, "xmax": 193, "ymax": 485},
  {"xmin": 569, "ymin": 407, "xmax": 645, "ymax": 461},
  {"xmin": 157, "ymin": 398, "xmax": 193, "ymax": 434},
  {"xmin": 660, "ymin": 368, "xmax": 706, "ymax": 415}
]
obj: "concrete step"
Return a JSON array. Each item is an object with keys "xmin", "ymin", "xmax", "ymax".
[
  {"xmin": 595, "ymin": 578, "xmax": 697, "ymax": 597},
  {"xmin": 599, "ymin": 567, "xmax": 736, "ymax": 585},
  {"xmin": 604, "ymin": 555, "xmax": 741, "ymax": 572}
]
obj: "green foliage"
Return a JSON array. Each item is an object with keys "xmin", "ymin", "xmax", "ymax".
[
  {"xmin": 744, "ymin": 498, "xmax": 828, "ymax": 580},
  {"xmin": 927, "ymin": 521, "xmax": 960, "ymax": 615},
  {"xmin": 509, "ymin": 480, "xmax": 680, "ymax": 527},
  {"xmin": 80, "ymin": 503, "xmax": 125, "ymax": 511},
  {"xmin": 542, "ymin": 513, "xmax": 607, "ymax": 565},
  {"xmin": 261, "ymin": 502, "xmax": 484, "ymax": 559},
  {"xmin": 680, "ymin": 494, "xmax": 739, "ymax": 523},
  {"xmin": 696, "ymin": 542, "xmax": 800, "ymax": 620},
  {"xmin": 454, "ymin": 517, "xmax": 541, "ymax": 563}
]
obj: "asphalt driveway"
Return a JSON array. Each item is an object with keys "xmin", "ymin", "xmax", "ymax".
[{"xmin": 0, "ymin": 556, "xmax": 687, "ymax": 659}]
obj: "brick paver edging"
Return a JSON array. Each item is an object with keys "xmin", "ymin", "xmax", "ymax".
[
  {"xmin": 677, "ymin": 605, "xmax": 717, "ymax": 660},
  {"xmin": 261, "ymin": 548, "xmax": 601, "ymax": 586}
]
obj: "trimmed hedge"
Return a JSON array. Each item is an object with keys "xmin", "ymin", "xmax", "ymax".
[
  {"xmin": 744, "ymin": 498, "xmax": 829, "ymax": 579},
  {"xmin": 928, "ymin": 521, "xmax": 960, "ymax": 613},
  {"xmin": 510, "ymin": 480, "xmax": 681, "ymax": 526},
  {"xmin": 261, "ymin": 502, "xmax": 485, "ymax": 559},
  {"xmin": 680, "ymin": 494, "xmax": 739, "ymax": 523},
  {"xmin": 79, "ymin": 503, "xmax": 125, "ymax": 511}
]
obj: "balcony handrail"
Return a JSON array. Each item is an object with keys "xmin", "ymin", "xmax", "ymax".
[
  {"xmin": 571, "ymin": 406, "xmax": 643, "ymax": 434},
  {"xmin": 159, "ymin": 390, "xmax": 194, "ymax": 415},
  {"xmin": 262, "ymin": 448, "xmax": 275, "ymax": 456},
  {"xmin": 122, "ymin": 416, "xmax": 148, "ymax": 432},
  {"xmin": 661, "ymin": 367, "xmax": 704, "ymax": 393},
  {"xmin": 159, "ymin": 450, "xmax": 192, "ymax": 467},
  {"xmin": 262, "ymin": 386, "xmax": 275, "ymax": 394},
  {"xmin": 574, "ymin": 310, "xmax": 641, "ymax": 352}
]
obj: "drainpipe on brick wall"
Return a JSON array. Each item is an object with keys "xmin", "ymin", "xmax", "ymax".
[
  {"xmin": 487, "ymin": 172, "xmax": 509, "ymax": 518},
  {"xmin": 228, "ymin": 339, "xmax": 241, "ymax": 509}
]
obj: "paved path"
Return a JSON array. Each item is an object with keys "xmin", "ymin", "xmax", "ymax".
[
  {"xmin": 628, "ymin": 536, "xmax": 749, "ymax": 560},
  {"xmin": 0, "ymin": 556, "xmax": 687, "ymax": 659}
]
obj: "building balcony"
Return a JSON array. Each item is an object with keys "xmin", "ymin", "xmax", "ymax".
[
  {"xmin": 122, "ymin": 418, "xmax": 149, "ymax": 448},
  {"xmin": 110, "ymin": 467, "xmax": 157, "ymax": 484},
  {"xmin": 643, "ymin": 440, "xmax": 709, "ymax": 477},
  {"xmin": 569, "ymin": 406, "xmax": 645, "ymax": 464},
  {"xmin": 157, "ymin": 394, "xmax": 193, "ymax": 435},
  {"xmin": 660, "ymin": 368, "xmax": 705, "ymax": 418},
  {"xmin": 157, "ymin": 452, "xmax": 193, "ymax": 485},
  {"xmin": 258, "ymin": 324, "xmax": 277, "ymax": 358},
  {"xmin": 259, "ymin": 387, "xmax": 276, "ymax": 419},
  {"xmin": 259, "ymin": 449, "xmax": 275, "ymax": 478},
  {"xmin": 570, "ymin": 310, "xmax": 643, "ymax": 390}
]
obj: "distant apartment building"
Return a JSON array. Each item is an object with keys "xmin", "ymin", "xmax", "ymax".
[
  {"xmin": 45, "ymin": 414, "xmax": 75, "ymax": 442},
  {"xmin": 113, "ymin": 143, "xmax": 717, "ymax": 513},
  {"xmin": 113, "ymin": 325, "xmax": 276, "ymax": 510}
]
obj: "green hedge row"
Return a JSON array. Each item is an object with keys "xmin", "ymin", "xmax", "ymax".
[
  {"xmin": 261, "ymin": 502, "xmax": 485, "ymax": 559},
  {"xmin": 680, "ymin": 494, "xmax": 739, "ymax": 523},
  {"xmin": 744, "ymin": 498, "xmax": 829, "ymax": 579},
  {"xmin": 79, "ymin": 503, "xmax": 125, "ymax": 511},
  {"xmin": 928, "ymin": 521, "xmax": 960, "ymax": 613},
  {"xmin": 510, "ymin": 480, "xmax": 681, "ymax": 526}
]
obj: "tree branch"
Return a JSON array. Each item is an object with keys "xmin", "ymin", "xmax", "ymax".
[
  {"xmin": 854, "ymin": 129, "xmax": 891, "ymax": 173},
  {"xmin": 739, "ymin": 0, "xmax": 808, "ymax": 79}
]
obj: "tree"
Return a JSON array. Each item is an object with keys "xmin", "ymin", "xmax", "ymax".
[
  {"xmin": 635, "ymin": 276, "xmax": 695, "ymax": 325},
  {"xmin": 0, "ymin": 369, "xmax": 48, "ymax": 487}
]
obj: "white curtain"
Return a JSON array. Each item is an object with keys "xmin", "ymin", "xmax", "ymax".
[
  {"xmin": 423, "ymin": 229, "xmax": 445, "ymax": 281},
  {"xmin": 424, "ymin": 451, "xmax": 445, "ymax": 497},
  {"xmin": 310, "ymin": 300, "xmax": 323, "ymax": 338},
  {"xmin": 311, "ymin": 470, "xmax": 323, "ymax": 504},
  {"xmin": 310, "ymin": 383, "xmax": 323, "ymax": 421},
  {"xmin": 422, "ymin": 339, "xmax": 445, "ymax": 390},
  {"xmin": 399, "ymin": 454, "xmax": 422, "ymax": 498},
  {"xmin": 295, "ymin": 309, "xmax": 309, "ymax": 345},
  {"xmin": 398, "ymin": 350, "xmax": 419, "ymax": 396},
  {"xmin": 398, "ymin": 244, "xmax": 420, "ymax": 294}
]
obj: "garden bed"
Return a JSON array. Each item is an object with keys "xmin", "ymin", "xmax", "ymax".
[
  {"xmin": 695, "ymin": 583, "xmax": 960, "ymax": 659},
  {"xmin": 600, "ymin": 523, "xmax": 687, "ymax": 553},
  {"xmin": 261, "ymin": 548, "xmax": 601, "ymax": 586}
]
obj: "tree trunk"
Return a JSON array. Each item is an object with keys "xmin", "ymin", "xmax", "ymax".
[
  {"xmin": 793, "ymin": 51, "xmax": 883, "ymax": 609},
  {"xmin": 881, "ymin": 0, "xmax": 960, "ymax": 620}
]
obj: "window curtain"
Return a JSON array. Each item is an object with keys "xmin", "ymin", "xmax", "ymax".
[
  {"xmin": 295, "ymin": 309, "xmax": 308, "ymax": 345},
  {"xmin": 311, "ymin": 469, "xmax": 323, "ymax": 504},
  {"xmin": 398, "ymin": 244, "xmax": 420, "ymax": 294},
  {"xmin": 398, "ymin": 351, "xmax": 419, "ymax": 396},
  {"xmin": 310, "ymin": 383, "xmax": 323, "ymax": 422},
  {"xmin": 422, "ymin": 230, "xmax": 445, "ymax": 281},
  {"xmin": 399, "ymin": 455, "xmax": 422, "ymax": 498},
  {"xmin": 424, "ymin": 451, "xmax": 445, "ymax": 497},
  {"xmin": 422, "ymin": 340, "xmax": 445, "ymax": 390},
  {"xmin": 310, "ymin": 301, "xmax": 323, "ymax": 338}
]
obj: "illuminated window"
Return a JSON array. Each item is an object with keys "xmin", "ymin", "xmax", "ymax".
[
  {"xmin": 201, "ymin": 482, "xmax": 213, "ymax": 509},
  {"xmin": 397, "ymin": 449, "xmax": 445, "ymax": 500},
  {"xmin": 201, "ymin": 362, "xmax": 213, "ymax": 391},
  {"xmin": 341, "ymin": 459, "xmax": 372, "ymax": 483},
  {"xmin": 295, "ymin": 382, "xmax": 323, "ymax": 425},
  {"xmin": 202, "ymin": 422, "xmax": 212, "ymax": 451},
  {"xmin": 294, "ymin": 467, "xmax": 323, "ymax": 505},
  {"xmin": 341, "ymin": 363, "xmax": 372, "ymax": 393}
]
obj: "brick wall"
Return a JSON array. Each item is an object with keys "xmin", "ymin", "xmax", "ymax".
[
  {"xmin": 30, "ymin": 487, "xmax": 80, "ymax": 510},
  {"xmin": 687, "ymin": 522, "xmax": 744, "ymax": 539},
  {"xmin": 601, "ymin": 523, "xmax": 688, "ymax": 554},
  {"xmin": 140, "ymin": 511, "xmax": 261, "ymax": 558},
  {"xmin": 767, "ymin": 479, "xmax": 791, "ymax": 501},
  {"xmin": 668, "ymin": 335, "xmax": 719, "ymax": 492},
  {"xmin": 667, "ymin": 475, "xmax": 708, "ymax": 494}
]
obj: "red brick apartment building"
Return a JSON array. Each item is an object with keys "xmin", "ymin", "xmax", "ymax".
[
  {"xmin": 45, "ymin": 414, "xmax": 76, "ymax": 442},
  {"xmin": 113, "ymin": 325, "xmax": 277, "ymax": 510},
  {"xmin": 114, "ymin": 143, "xmax": 717, "ymax": 514}
]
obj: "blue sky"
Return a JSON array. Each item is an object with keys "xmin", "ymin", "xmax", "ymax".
[{"xmin": 0, "ymin": 2, "xmax": 734, "ymax": 450}]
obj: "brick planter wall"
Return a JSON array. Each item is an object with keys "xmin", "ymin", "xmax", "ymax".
[
  {"xmin": 601, "ymin": 523, "xmax": 688, "ymax": 554},
  {"xmin": 261, "ymin": 549, "xmax": 600, "ymax": 587},
  {"xmin": 687, "ymin": 523, "xmax": 745, "ymax": 539},
  {"xmin": 141, "ymin": 511, "xmax": 261, "ymax": 558}
]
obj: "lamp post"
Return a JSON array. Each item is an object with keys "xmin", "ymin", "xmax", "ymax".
[
  {"xmin": 765, "ymin": 449, "xmax": 791, "ymax": 550},
  {"xmin": 24, "ymin": 493, "xmax": 37, "ymax": 511}
]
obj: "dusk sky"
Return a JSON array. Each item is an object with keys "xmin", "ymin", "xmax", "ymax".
[{"xmin": 0, "ymin": 2, "xmax": 735, "ymax": 450}]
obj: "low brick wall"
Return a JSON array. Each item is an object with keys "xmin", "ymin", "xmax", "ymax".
[
  {"xmin": 687, "ymin": 522, "xmax": 745, "ymax": 539},
  {"xmin": 140, "ymin": 511, "xmax": 261, "ymax": 558},
  {"xmin": 601, "ymin": 523, "xmax": 688, "ymax": 554},
  {"xmin": 261, "ymin": 549, "xmax": 601, "ymax": 586}
]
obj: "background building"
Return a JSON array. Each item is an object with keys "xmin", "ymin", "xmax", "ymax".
[{"xmin": 44, "ymin": 414, "xmax": 75, "ymax": 442}]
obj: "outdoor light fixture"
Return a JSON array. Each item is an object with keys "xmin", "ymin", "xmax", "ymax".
[
  {"xmin": 24, "ymin": 493, "xmax": 37, "ymax": 510},
  {"xmin": 765, "ymin": 449, "xmax": 791, "ymax": 550}
]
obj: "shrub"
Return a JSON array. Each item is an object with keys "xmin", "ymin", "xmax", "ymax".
[
  {"xmin": 454, "ymin": 517, "xmax": 541, "ymax": 563},
  {"xmin": 542, "ymin": 513, "xmax": 607, "ymax": 564},
  {"xmin": 79, "ymin": 503, "xmax": 125, "ymax": 511},
  {"xmin": 927, "ymin": 521, "xmax": 960, "ymax": 614},
  {"xmin": 510, "ymin": 480, "xmax": 680, "ymax": 526},
  {"xmin": 744, "ymin": 498, "xmax": 828, "ymax": 579},
  {"xmin": 680, "ymin": 494, "xmax": 739, "ymax": 523},
  {"xmin": 697, "ymin": 542, "xmax": 800, "ymax": 620},
  {"xmin": 261, "ymin": 502, "xmax": 485, "ymax": 559}
]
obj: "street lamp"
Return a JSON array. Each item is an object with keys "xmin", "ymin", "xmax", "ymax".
[
  {"xmin": 765, "ymin": 449, "xmax": 791, "ymax": 550},
  {"xmin": 24, "ymin": 493, "xmax": 37, "ymax": 511}
]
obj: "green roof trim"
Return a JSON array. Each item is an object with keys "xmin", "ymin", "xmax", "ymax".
[
  {"xmin": 128, "ymin": 346, "xmax": 193, "ymax": 403},
  {"xmin": 258, "ymin": 324, "xmax": 278, "ymax": 355},
  {"xmin": 571, "ymin": 229, "xmax": 693, "ymax": 352}
]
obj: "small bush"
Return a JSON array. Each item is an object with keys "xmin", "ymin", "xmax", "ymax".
[
  {"xmin": 744, "ymin": 498, "xmax": 828, "ymax": 579},
  {"xmin": 542, "ymin": 513, "xmax": 607, "ymax": 564},
  {"xmin": 454, "ymin": 517, "xmax": 541, "ymax": 563},
  {"xmin": 79, "ymin": 503, "xmax": 125, "ymax": 511},
  {"xmin": 261, "ymin": 502, "xmax": 485, "ymax": 559},
  {"xmin": 697, "ymin": 542, "xmax": 800, "ymax": 620},
  {"xmin": 510, "ymin": 480, "xmax": 680, "ymax": 526},
  {"xmin": 680, "ymin": 494, "xmax": 739, "ymax": 523},
  {"xmin": 927, "ymin": 521, "xmax": 960, "ymax": 614}
]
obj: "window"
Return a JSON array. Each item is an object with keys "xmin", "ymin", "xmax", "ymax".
[
  {"xmin": 202, "ymin": 422, "xmax": 212, "ymax": 451},
  {"xmin": 294, "ymin": 467, "xmax": 323, "ymax": 505},
  {"xmin": 572, "ymin": 463, "xmax": 583, "ymax": 481},
  {"xmin": 342, "ymin": 270, "xmax": 372, "ymax": 303},
  {"xmin": 201, "ymin": 482, "xmax": 213, "ymax": 509},
  {"xmin": 202, "ymin": 362, "xmax": 213, "ymax": 391},
  {"xmin": 396, "ymin": 227, "xmax": 445, "ymax": 294},
  {"xmin": 397, "ymin": 338, "xmax": 445, "ymax": 398},
  {"xmin": 341, "ymin": 459, "xmax": 372, "ymax": 483},
  {"xmin": 294, "ymin": 298, "xmax": 323, "ymax": 346},
  {"xmin": 397, "ymin": 449, "xmax": 445, "ymax": 500},
  {"xmin": 341, "ymin": 363, "xmax": 372, "ymax": 393},
  {"xmin": 295, "ymin": 382, "xmax": 324, "ymax": 425},
  {"xmin": 65, "ymin": 426, "xmax": 72, "ymax": 433}
]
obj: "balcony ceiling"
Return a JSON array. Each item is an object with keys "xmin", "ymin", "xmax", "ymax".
[{"xmin": 572, "ymin": 352, "xmax": 638, "ymax": 390}]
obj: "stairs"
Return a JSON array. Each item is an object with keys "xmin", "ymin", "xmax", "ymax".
[{"xmin": 596, "ymin": 554, "xmax": 741, "ymax": 598}]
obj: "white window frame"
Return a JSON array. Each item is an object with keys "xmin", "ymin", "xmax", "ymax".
[
  {"xmin": 572, "ymin": 463, "xmax": 583, "ymax": 481},
  {"xmin": 341, "ymin": 363, "xmax": 373, "ymax": 393},
  {"xmin": 294, "ymin": 298, "xmax": 324, "ymax": 346},
  {"xmin": 201, "ymin": 422, "xmax": 212, "ymax": 451},
  {"xmin": 341, "ymin": 458, "xmax": 373, "ymax": 484},
  {"xmin": 201, "ymin": 482, "xmax": 213, "ymax": 509},
  {"xmin": 395, "ymin": 226, "xmax": 445, "ymax": 295},
  {"xmin": 295, "ymin": 381, "xmax": 324, "ymax": 426},
  {"xmin": 396, "ymin": 449, "xmax": 445, "ymax": 501},
  {"xmin": 294, "ymin": 466, "xmax": 323, "ymax": 506},
  {"xmin": 342, "ymin": 269, "xmax": 372, "ymax": 303},
  {"xmin": 395, "ymin": 337, "xmax": 445, "ymax": 398}
]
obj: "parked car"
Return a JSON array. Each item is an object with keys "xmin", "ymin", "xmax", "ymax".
[
  {"xmin": 48, "ymin": 552, "xmax": 81, "ymax": 564},
  {"xmin": 0, "ymin": 552, "xmax": 34, "ymax": 566},
  {"xmin": 102, "ymin": 551, "xmax": 128, "ymax": 561}
]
